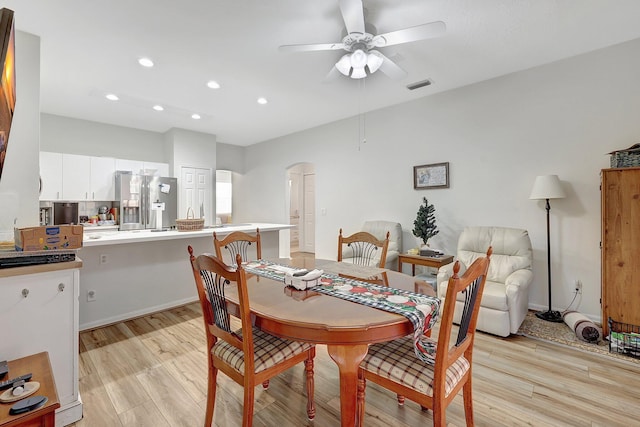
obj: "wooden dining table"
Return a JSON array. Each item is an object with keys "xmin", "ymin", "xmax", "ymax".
[{"xmin": 223, "ymin": 259, "xmax": 438, "ymax": 427}]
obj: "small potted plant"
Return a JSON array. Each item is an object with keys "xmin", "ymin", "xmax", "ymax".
[{"xmin": 412, "ymin": 197, "xmax": 439, "ymax": 252}]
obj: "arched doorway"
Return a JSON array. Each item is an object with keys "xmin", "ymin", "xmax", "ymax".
[{"xmin": 287, "ymin": 163, "xmax": 315, "ymax": 254}]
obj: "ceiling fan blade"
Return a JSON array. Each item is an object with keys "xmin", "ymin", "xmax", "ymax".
[
  {"xmin": 373, "ymin": 21, "xmax": 446, "ymax": 48},
  {"xmin": 278, "ymin": 42, "xmax": 346, "ymax": 53},
  {"xmin": 376, "ymin": 52, "xmax": 408, "ymax": 80},
  {"xmin": 323, "ymin": 66, "xmax": 343, "ymax": 83},
  {"xmin": 339, "ymin": 0, "xmax": 365, "ymax": 34}
]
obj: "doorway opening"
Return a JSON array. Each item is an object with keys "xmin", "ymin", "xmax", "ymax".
[{"xmin": 287, "ymin": 163, "xmax": 315, "ymax": 255}]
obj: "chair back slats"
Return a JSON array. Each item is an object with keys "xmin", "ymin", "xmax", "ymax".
[
  {"xmin": 199, "ymin": 268, "xmax": 232, "ymax": 333},
  {"xmin": 188, "ymin": 247, "xmax": 254, "ymax": 362},
  {"xmin": 214, "ymin": 229, "xmax": 262, "ymax": 265},
  {"xmin": 455, "ymin": 274, "xmax": 485, "ymax": 346},
  {"xmin": 438, "ymin": 247, "xmax": 492, "ymax": 367},
  {"xmin": 338, "ymin": 229, "xmax": 390, "ymax": 269},
  {"xmin": 349, "ymin": 241, "xmax": 379, "ymax": 266}
]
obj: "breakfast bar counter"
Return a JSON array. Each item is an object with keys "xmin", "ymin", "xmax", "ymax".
[
  {"xmin": 81, "ymin": 223, "xmax": 292, "ymax": 246},
  {"xmin": 78, "ymin": 223, "xmax": 292, "ymax": 330}
]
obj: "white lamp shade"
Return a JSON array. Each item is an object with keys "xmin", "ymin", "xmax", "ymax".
[
  {"xmin": 350, "ymin": 66, "xmax": 367, "ymax": 79},
  {"xmin": 367, "ymin": 50, "xmax": 384, "ymax": 73},
  {"xmin": 335, "ymin": 54, "xmax": 352, "ymax": 76},
  {"xmin": 529, "ymin": 175, "xmax": 566, "ymax": 200}
]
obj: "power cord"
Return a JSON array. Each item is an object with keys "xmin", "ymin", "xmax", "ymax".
[{"xmin": 561, "ymin": 289, "xmax": 581, "ymax": 313}]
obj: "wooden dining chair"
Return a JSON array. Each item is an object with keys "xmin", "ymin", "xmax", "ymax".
[
  {"xmin": 337, "ymin": 228, "xmax": 390, "ymax": 269},
  {"xmin": 356, "ymin": 247, "xmax": 492, "ymax": 427},
  {"xmin": 213, "ymin": 228, "xmax": 261, "ymax": 264},
  {"xmin": 188, "ymin": 246, "xmax": 316, "ymax": 427}
]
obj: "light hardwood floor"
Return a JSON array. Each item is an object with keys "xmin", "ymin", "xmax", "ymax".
[{"xmin": 72, "ymin": 301, "xmax": 640, "ymax": 427}]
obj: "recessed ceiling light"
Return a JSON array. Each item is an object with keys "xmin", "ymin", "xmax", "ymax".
[
  {"xmin": 206, "ymin": 80, "xmax": 220, "ymax": 89},
  {"xmin": 138, "ymin": 57, "xmax": 154, "ymax": 67},
  {"xmin": 105, "ymin": 94, "xmax": 119, "ymax": 101},
  {"xmin": 191, "ymin": 113, "xmax": 201, "ymax": 120},
  {"xmin": 257, "ymin": 97, "xmax": 268, "ymax": 105},
  {"xmin": 153, "ymin": 105, "xmax": 164, "ymax": 111}
]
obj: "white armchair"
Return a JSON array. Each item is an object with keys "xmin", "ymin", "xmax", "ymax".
[
  {"xmin": 359, "ymin": 220, "xmax": 402, "ymax": 270},
  {"xmin": 437, "ymin": 226, "xmax": 533, "ymax": 337}
]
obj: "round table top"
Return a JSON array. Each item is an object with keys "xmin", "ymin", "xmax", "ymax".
[{"xmin": 224, "ymin": 259, "xmax": 438, "ymax": 345}]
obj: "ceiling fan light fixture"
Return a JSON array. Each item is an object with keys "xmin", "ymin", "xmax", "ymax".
[
  {"xmin": 336, "ymin": 54, "xmax": 352, "ymax": 76},
  {"xmin": 351, "ymin": 66, "xmax": 367, "ymax": 79},
  {"xmin": 350, "ymin": 49, "xmax": 367, "ymax": 69},
  {"xmin": 366, "ymin": 51, "xmax": 383, "ymax": 73}
]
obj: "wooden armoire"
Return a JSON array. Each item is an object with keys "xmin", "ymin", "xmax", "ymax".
[{"xmin": 601, "ymin": 167, "xmax": 640, "ymax": 336}]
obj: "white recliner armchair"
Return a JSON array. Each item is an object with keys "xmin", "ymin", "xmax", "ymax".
[
  {"xmin": 362, "ymin": 220, "xmax": 402, "ymax": 270},
  {"xmin": 437, "ymin": 226, "xmax": 533, "ymax": 337}
]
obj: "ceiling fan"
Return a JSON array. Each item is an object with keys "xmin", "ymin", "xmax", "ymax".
[{"xmin": 278, "ymin": 0, "xmax": 446, "ymax": 80}]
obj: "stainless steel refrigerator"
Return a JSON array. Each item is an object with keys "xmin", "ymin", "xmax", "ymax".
[{"xmin": 114, "ymin": 171, "xmax": 178, "ymax": 231}]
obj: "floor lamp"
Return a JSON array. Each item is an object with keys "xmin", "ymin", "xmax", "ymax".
[{"xmin": 529, "ymin": 175, "xmax": 566, "ymax": 323}]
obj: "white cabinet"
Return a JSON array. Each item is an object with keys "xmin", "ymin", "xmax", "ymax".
[
  {"xmin": 0, "ymin": 264, "xmax": 82, "ymax": 425},
  {"xmin": 115, "ymin": 158, "xmax": 144, "ymax": 174},
  {"xmin": 40, "ymin": 151, "xmax": 63, "ymax": 200},
  {"xmin": 62, "ymin": 154, "xmax": 91, "ymax": 200},
  {"xmin": 143, "ymin": 161, "xmax": 170, "ymax": 177},
  {"xmin": 90, "ymin": 156, "xmax": 116, "ymax": 200},
  {"xmin": 116, "ymin": 158, "xmax": 170, "ymax": 177}
]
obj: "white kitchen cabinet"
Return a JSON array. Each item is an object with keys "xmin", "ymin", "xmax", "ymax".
[
  {"xmin": 0, "ymin": 262, "xmax": 83, "ymax": 426},
  {"xmin": 62, "ymin": 153, "xmax": 91, "ymax": 200},
  {"xmin": 40, "ymin": 151, "xmax": 63, "ymax": 200},
  {"xmin": 115, "ymin": 158, "xmax": 144, "ymax": 174},
  {"xmin": 90, "ymin": 156, "xmax": 116, "ymax": 200},
  {"xmin": 143, "ymin": 161, "xmax": 170, "ymax": 177}
]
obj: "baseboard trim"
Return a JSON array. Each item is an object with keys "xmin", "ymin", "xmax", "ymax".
[
  {"xmin": 56, "ymin": 398, "xmax": 83, "ymax": 426},
  {"xmin": 79, "ymin": 297, "xmax": 199, "ymax": 331}
]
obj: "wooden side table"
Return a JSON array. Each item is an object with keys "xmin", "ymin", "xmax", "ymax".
[
  {"xmin": 398, "ymin": 253, "xmax": 454, "ymax": 294},
  {"xmin": 0, "ymin": 352, "xmax": 60, "ymax": 427},
  {"xmin": 398, "ymin": 253, "xmax": 454, "ymax": 276}
]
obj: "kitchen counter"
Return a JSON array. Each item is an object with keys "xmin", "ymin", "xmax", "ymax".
[
  {"xmin": 77, "ymin": 223, "xmax": 293, "ymax": 330},
  {"xmin": 81, "ymin": 223, "xmax": 292, "ymax": 246}
]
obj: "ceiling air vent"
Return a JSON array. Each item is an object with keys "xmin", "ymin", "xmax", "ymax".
[{"xmin": 406, "ymin": 79, "xmax": 433, "ymax": 91}]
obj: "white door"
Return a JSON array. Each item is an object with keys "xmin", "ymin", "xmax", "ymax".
[
  {"xmin": 303, "ymin": 173, "xmax": 315, "ymax": 252},
  {"xmin": 181, "ymin": 167, "xmax": 211, "ymax": 224}
]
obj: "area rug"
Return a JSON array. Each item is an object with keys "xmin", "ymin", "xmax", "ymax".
[{"xmin": 517, "ymin": 311, "xmax": 640, "ymax": 364}]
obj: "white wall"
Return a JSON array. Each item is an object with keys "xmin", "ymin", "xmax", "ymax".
[
  {"xmin": 41, "ymin": 113, "xmax": 165, "ymax": 161},
  {"xmin": 164, "ymin": 128, "xmax": 216, "ymax": 219},
  {"xmin": 0, "ymin": 30, "xmax": 40, "ymax": 234},
  {"xmin": 237, "ymin": 38, "xmax": 640, "ymax": 321}
]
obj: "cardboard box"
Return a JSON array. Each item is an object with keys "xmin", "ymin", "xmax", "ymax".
[{"xmin": 14, "ymin": 225, "xmax": 83, "ymax": 251}]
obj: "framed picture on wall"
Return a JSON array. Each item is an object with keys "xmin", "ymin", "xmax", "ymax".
[{"xmin": 414, "ymin": 162, "xmax": 449, "ymax": 189}]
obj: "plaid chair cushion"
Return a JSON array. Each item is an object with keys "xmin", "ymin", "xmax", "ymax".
[
  {"xmin": 213, "ymin": 326, "xmax": 313, "ymax": 374},
  {"xmin": 361, "ymin": 336, "xmax": 470, "ymax": 397}
]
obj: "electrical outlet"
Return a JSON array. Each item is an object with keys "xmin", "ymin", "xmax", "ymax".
[
  {"xmin": 574, "ymin": 279, "xmax": 582, "ymax": 294},
  {"xmin": 100, "ymin": 254, "xmax": 108, "ymax": 264},
  {"xmin": 87, "ymin": 290, "xmax": 97, "ymax": 302}
]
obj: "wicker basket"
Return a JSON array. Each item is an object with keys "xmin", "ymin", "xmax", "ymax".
[
  {"xmin": 610, "ymin": 143, "xmax": 640, "ymax": 168},
  {"xmin": 176, "ymin": 207, "xmax": 205, "ymax": 231}
]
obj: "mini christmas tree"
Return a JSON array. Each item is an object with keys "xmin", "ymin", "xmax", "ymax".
[{"xmin": 412, "ymin": 197, "xmax": 439, "ymax": 246}]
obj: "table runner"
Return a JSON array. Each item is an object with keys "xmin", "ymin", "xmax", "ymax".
[{"xmin": 244, "ymin": 260, "xmax": 441, "ymax": 364}]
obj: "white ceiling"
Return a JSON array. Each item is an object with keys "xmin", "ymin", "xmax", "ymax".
[{"xmin": 5, "ymin": 0, "xmax": 640, "ymax": 146}]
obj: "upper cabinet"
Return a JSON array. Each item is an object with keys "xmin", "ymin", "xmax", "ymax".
[
  {"xmin": 143, "ymin": 161, "xmax": 170, "ymax": 177},
  {"xmin": 40, "ymin": 152, "xmax": 170, "ymax": 201},
  {"xmin": 115, "ymin": 158, "xmax": 170, "ymax": 177},
  {"xmin": 40, "ymin": 151, "xmax": 63, "ymax": 200},
  {"xmin": 40, "ymin": 152, "xmax": 116, "ymax": 201},
  {"xmin": 62, "ymin": 154, "xmax": 91, "ymax": 200},
  {"xmin": 90, "ymin": 156, "xmax": 116, "ymax": 200},
  {"xmin": 115, "ymin": 158, "xmax": 144, "ymax": 175}
]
